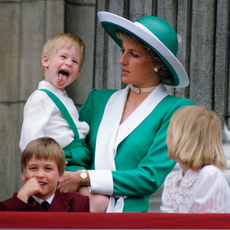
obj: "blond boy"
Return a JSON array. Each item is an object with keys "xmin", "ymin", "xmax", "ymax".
[{"xmin": 19, "ymin": 33, "xmax": 91, "ymax": 171}]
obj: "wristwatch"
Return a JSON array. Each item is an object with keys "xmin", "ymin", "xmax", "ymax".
[{"xmin": 80, "ymin": 170, "xmax": 87, "ymax": 186}]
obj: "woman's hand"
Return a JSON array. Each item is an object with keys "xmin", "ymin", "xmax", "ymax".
[{"xmin": 58, "ymin": 171, "xmax": 81, "ymax": 193}]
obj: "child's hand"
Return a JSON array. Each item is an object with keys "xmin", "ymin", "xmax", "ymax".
[{"xmin": 17, "ymin": 178, "xmax": 42, "ymax": 203}]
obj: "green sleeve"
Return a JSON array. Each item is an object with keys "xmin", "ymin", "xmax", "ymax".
[{"xmin": 79, "ymin": 89, "xmax": 96, "ymax": 124}]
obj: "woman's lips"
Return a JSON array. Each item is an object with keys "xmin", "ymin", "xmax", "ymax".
[{"xmin": 121, "ymin": 69, "xmax": 130, "ymax": 75}]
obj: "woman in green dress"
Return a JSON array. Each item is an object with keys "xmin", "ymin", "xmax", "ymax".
[{"xmin": 59, "ymin": 11, "xmax": 193, "ymax": 212}]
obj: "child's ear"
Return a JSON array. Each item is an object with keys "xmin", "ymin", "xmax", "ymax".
[
  {"xmin": 58, "ymin": 174, "xmax": 64, "ymax": 183},
  {"xmin": 75, "ymin": 69, "xmax": 82, "ymax": 80},
  {"xmin": 21, "ymin": 174, "xmax": 26, "ymax": 182},
  {"xmin": 42, "ymin": 55, "xmax": 49, "ymax": 68}
]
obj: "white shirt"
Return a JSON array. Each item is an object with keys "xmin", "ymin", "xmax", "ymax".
[
  {"xmin": 160, "ymin": 165, "xmax": 230, "ymax": 213},
  {"xmin": 33, "ymin": 194, "xmax": 55, "ymax": 205},
  {"xmin": 19, "ymin": 81, "xmax": 89, "ymax": 152}
]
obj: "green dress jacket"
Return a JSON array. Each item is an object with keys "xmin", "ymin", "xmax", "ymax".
[{"xmin": 79, "ymin": 84, "xmax": 193, "ymax": 212}]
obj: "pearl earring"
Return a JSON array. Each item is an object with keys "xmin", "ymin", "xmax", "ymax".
[{"xmin": 154, "ymin": 67, "xmax": 159, "ymax": 72}]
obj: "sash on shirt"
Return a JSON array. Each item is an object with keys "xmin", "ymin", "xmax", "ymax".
[
  {"xmin": 39, "ymin": 89, "xmax": 91, "ymax": 171},
  {"xmin": 39, "ymin": 89, "xmax": 80, "ymax": 138}
]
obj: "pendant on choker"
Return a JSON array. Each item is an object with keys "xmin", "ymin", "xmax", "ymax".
[{"xmin": 129, "ymin": 84, "xmax": 157, "ymax": 93}]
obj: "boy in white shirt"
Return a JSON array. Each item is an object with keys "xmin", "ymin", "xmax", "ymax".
[
  {"xmin": 19, "ymin": 33, "xmax": 109, "ymax": 212},
  {"xmin": 20, "ymin": 33, "xmax": 90, "ymax": 171}
]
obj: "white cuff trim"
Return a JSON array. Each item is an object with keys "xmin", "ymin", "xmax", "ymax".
[{"xmin": 88, "ymin": 170, "xmax": 113, "ymax": 195}]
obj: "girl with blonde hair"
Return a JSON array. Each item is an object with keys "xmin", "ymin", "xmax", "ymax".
[{"xmin": 161, "ymin": 106, "xmax": 230, "ymax": 213}]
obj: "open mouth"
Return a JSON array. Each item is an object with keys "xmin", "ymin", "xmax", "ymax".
[
  {"xmin": 122, "ymin": 69, "xmax": 130, "ymax": 74},
  {"xmin": 58, "ymin": 69, "xmax": 70, "ymax": 86},
  {"xmin": 59, "ymin": 69, "xmax": 70, "ymax": 77},
  {"xmin": 39, "ymin": 182, "xmax": 47, "ymax": 187}
]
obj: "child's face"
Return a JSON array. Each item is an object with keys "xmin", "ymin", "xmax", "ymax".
[
  {"xmin": 42, "ymin": 46, "xmax": 82, "ymax": 91},
  {"xmin": 21, "ymin": 156, "xmax": 62, "ymax": 200}
]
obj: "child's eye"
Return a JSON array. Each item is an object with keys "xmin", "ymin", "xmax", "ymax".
[
  {"xmin": 121, "ymin": 49, "xmax": 125, "ymax": 54},
  {"xmin": 60, "ymin": 55, "xmax": 66, "ymax": 59},
  {"xmin": 73, "ymin": 60, "xmax": 78, "ymax": 64},
  {"xmin": 45, "ymin": 167, "xmax": 53, "ymax": 171},
  {"xmin": 29, "ymin": 167, "xmax": 37, "ymax": 170}
]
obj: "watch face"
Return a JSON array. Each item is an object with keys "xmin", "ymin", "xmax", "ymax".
[{"xmin": 81, "ymin": 172, "xmax": 87, "ymax": 179}]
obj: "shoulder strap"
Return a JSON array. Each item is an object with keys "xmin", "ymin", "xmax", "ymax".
[{"xmin": 39, "ymin": 89, "xmax": 79, "ymax": 139}]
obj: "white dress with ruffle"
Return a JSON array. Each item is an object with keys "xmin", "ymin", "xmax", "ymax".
[{"xmin": 161, "ymin": 165, "xmax": 230, "ymax": 213}]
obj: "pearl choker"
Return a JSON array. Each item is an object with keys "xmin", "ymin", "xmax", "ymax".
[{"xmin": 129, "ymin": 84, "xmax": 157, "ymax": 93}]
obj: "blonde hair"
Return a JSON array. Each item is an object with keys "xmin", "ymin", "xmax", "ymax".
[
  {"xmin": 167, "ymin": 106, "xmax": 226, "ymax": 171},
  {"xmin": 115, "ymin": 31, "xmax": 173, "ymax": 84},
  {"xmin": 21, "ymin": 137, "xmax": 66, "ymax": 176},
  {"xmin": 41, "ymin": 33, "xmax": 85, "ymax": 69}
]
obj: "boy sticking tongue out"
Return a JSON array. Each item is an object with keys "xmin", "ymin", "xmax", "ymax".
[
  {"xmin": 58, "ymin": 70, "xmax": 70, "ymax": 86},
  {"xmin": 42, "ymin": 45, "xmax": 82, "ymax": 91}
]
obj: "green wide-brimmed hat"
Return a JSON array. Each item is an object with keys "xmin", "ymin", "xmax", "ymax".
[{"xmin": 97, "ymin": 11, "xmax": 189, "ymax": 88}]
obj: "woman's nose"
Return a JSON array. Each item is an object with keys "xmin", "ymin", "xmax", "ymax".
[{"xmin": 119, "ymin": 52, "xmax": 128, "ymax": 65}]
